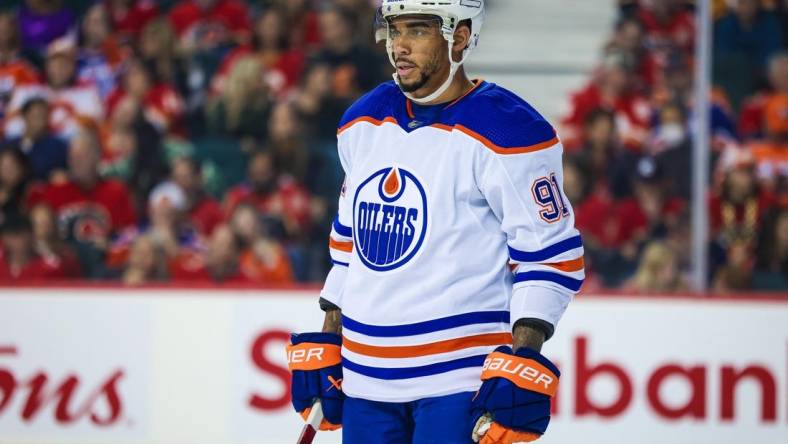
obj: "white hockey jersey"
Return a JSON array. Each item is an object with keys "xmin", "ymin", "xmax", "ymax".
[{"xmin": 320, "ymin": 80, "xmax": 584, "ymax": 402}]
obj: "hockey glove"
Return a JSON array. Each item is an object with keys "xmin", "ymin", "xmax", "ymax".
[
  {"xmin": 287, "ymin": 332, "xmax": 344, "ymax": 431},
  {"xmin": 470, "ymin": 346, "xmax": 560, "ymax": 443}
]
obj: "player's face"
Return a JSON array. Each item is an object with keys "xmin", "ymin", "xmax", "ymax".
[{"xmin": 388, "ymin": 16, "xmax": 449, "ymax": 96}]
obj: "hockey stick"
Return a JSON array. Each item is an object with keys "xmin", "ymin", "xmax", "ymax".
[{"xmin": 296, "ymin": 399, "xmax": 323, "ymax": 444}]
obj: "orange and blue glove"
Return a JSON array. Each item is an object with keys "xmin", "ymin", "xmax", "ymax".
[
  {"xmin": 286, "ymin": 332, "xmax": 344, "ymax": 431},
  {"xmin": 470, "ymin": 346, "xmax": 560, "ymax": 443}
]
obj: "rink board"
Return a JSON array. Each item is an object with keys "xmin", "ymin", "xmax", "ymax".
[{"xmin": 0, "ymin": 287, "xmax": 786, "ymax": 444}]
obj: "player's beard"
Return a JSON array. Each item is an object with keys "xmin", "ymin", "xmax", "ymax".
[{"xmin": 397, "ymin": 52, "xmax": 442, "ymax": 93}]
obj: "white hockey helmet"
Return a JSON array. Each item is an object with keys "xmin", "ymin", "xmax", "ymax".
[{"xmin": 376, "ymin": 0, "xmax": 485, "ymax": 104}]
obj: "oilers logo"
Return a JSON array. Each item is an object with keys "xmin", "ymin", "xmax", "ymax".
[{"xmin": 353, "ymin": 166, "xmax": 429, "ymax": 272}]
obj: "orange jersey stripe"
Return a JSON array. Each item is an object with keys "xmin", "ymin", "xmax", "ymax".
[
  {"xmin": 545, "ymin": 256, "xmax": 585, "ymax": 273},
  {"xmin": 329, "ymin": 238, "xmax": 353, "ymax": 253},
  {"xmin": 406, "ymin": 99, "xmax": 415, "ymax": 118},
  {"xmin": 337, "ymin": 116, "xmax": 398, "ymax": 135},
  {"xmin": 343, "ymin": 332, "xmax": 513, "ymax": 359},
  {"xmin": 430, "ymin": 123, "xmax": 560, "ymax": 155}
]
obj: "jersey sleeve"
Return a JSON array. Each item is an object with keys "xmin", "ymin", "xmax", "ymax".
[
  {"xmin": 478, "ymin": 120, "xmax": 584, "ymax": 339},
  {"xmin": 319, "ymin": 135, "xmax": 353, "ymax": 309}
]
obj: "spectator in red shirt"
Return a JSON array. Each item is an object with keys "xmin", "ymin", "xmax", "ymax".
[
  {"xmin": 0, "ymin": 12, "xmax": 41, "ymax": 125},
  {"xmin": 107, "ymin": 58, "xmax": 185, "ymax": 135},
  {"xmin": 27, "ymin": 129, "xmax": 136, "ymax": 277},
  {"xmin": 105, "ymin": 0, "xmax": 159, "ymax": 42},
  {"xmin": 171, "ymin": 156, "xmax": 224, "ymax": 237},
  {"xmin": 0, "ymin": 214, "xmax": 67, "ymax": 282},
  {"xmin": 560, "ymin": 51, "xmax": 652, "ymax": 151},
  {"xmin": 709, "ymin": 149, "xmax": 777, "ymax": 249},
  {"xmin": 605, "ymin": 17, "xmax": 659, "ymax": 91},
  {"xmin": 168, "ymin": 0, "xmax": 251, "ymax": 52},
  {"xmin": 224, "ymin": 150, "xmax": 312, "ymax": 240},
  {"xmin": 280, "ymin": 0, "xmax": 322, "ymax": 50},
  {"xmin": 212, "ymin": 6, "xmax": 306, "ymax": 99},
  {"xmin": 636, "ymin": 0, "xmax": 695, "ymax": 52}
]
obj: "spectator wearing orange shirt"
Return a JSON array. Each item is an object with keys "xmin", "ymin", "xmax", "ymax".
[
  {"xmin": 739, "ymin": 52, "xmax": 788, "ymax": 140},
  {"xmin": 230, "ymin": 203, "xmax": 293, "ymax": 284},
  {"xmin": 745, "ymin": 92, "xmax": 788, "ymax": 196},
  {"xmin": 310, "ymin": 5, "xmax": 387, "ymax": 96},
  {"xmin": 0, "ymin": 12, "xmax": 41, "ymax": 125}
]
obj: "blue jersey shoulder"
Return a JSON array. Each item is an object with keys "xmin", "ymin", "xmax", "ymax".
[
  {"xmin": 447, "ymin": 82, "xmax": 557, "ymax": 150},
  {"xmin": 338, "ymin": 81, "xmax": 402, "ymax": 129}
]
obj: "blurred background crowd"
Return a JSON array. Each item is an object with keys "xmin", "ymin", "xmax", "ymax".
[
  {"xmin": 562, "ymin": 0, "xmax": 786, "ymax": 293},
  {"xmin": 0, "ymin": 0, "xmax": 784, "ymax": 292}
]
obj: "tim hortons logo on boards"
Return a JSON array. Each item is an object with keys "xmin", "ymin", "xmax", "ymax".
[
  {"xmin": 0, "ymin": 345, "xmax": 124, "ymax": 425},
  {"xmin": 246, "ymin": 330, "xmax": 781, "ymax": 424}
]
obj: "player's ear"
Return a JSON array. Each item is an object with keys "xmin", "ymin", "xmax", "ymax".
[{"xmin": 451, "ymin": 23, "xmax": 471, "ymax": 59}]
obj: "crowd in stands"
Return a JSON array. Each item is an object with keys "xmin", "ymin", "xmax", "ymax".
[
  {"xmin": 0, "ymin": 0, "xmax": 386, "ymax": 285},
  {"xmin": 0, "ymin": 0, "xmax": 784, "ymax": 293},
  {"xmin": 563, "ymin": 0, "xmax": 786, "ymax": 292}
]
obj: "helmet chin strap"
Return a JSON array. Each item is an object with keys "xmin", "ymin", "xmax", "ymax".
[{"xmin": 389, "ymin": 36, "xmax": 469, "ymax": 105}]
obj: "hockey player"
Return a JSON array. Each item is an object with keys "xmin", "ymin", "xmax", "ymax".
[{"xmin": 287, "ymin": 1, "xmax": 584, "ymax": 442}]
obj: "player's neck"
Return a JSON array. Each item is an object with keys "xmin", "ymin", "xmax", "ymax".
[{"xmin": 422, "ymin": 68, "xmax": 474, "ymax": 106}]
